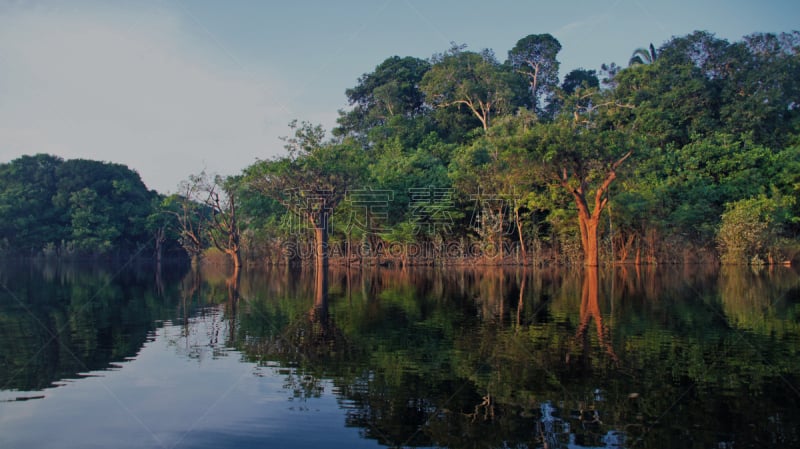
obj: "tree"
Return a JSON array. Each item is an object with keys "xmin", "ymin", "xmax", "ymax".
[
  {"xmin": 526, "ymin": 92, "xmax": 637, "ymax": 266},
  {"xmin": 421, "ymin": 47, "xmax": 522, "ymax": 132},
  {"xmin": 381, "ymin": 220, "xmax": 418, "ymax": 268},
  {"xmin": 507, "ymin": 34, "xmax": 562, "ymax": 115},
  {"xmin": 163, "ymin": 191, "xmax": 207, "ymax": 266},
  {"xmin": 146, "ymin": 194, "xmax": 185, "ymax": 267},
  {"xmin": 335, "ymin": 56, "xmax": 431, "ymax": 141},
  {"xmin": 246, "ymin": 121, "xmax": 365, "ymax": 269},
  {"xmin": 53, "ymin": 159, "xmax": 154, "ymax": 254},
  {"xmin": 717, "ymin": 32, "xmax": 800, "ymax": 147},
  {"xmin": 0, "ymin": 154, "xmax": 163, "ymax": 257},
  {"xmin": 190, "ymin": 172, "xmax": 242, "ymax": 270},
  {"xmin": 716, "ymin": 195, "xmax": 788, "ymax": 265},
  {"xmin": 611, "ymin": 57, "xmax": 718, "ymax": 148},
  {"xmin": 561, "ymin": 68, "xmax": 600, "ymax": 95},
  {"xmin": 598, "ymin": 62, "xmax": 622, "ymax": 89},
  {"xmin": 449, "ymin": 113, "xmax": 537, "ymax": 263},
  {"xmin": 628, "ymin": 43, "xmax": 657, "ymax": 66},
  {"xmin": 68, "ymin": 187, "xmax": 120, "ymax": 254},
  {"xmin": 0, "ymin": 154, "xmax": 65, "ymax": 254}
]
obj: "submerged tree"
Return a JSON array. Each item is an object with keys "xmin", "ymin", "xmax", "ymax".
[
  {"xmin": 449, "ymin": 113, "xmax": 538, "ymax": 263},
  {"xmin": 177, "ymin": 172, "xmax": 242, "ymax": 269},
  {"xmin": 716, "ymin": 194, "xmax": 795, "ymax": 265},
  {"xmin": 525, "ymin": 90, "xmax": 637, "ymax": 266},
  {"xmin": 246, "ymin": 121, "xmax": 365, "ymax": 269},
  {"xmin": 163, "ymin": 189, "xmax": 207, "ymax": 266}
]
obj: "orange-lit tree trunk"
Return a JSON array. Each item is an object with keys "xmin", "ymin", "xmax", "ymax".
[
  {"xmin": 514, "ymin": 205, "xmax": 528, "ymax": 265},
  {"xmin": 560, "ymin": 150, "xmax": 631, "ymax": 267},
  {"xmin": 312, "ymin": 220, "xmax": 328, "ymax": 271}
]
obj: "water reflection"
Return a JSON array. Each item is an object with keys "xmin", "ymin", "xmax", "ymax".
[
  {"xmin": 1, "ymin": 261, "xmax": 798, "ymax": 448},
  {"xmin": 0, "ymin": 261, "xmax": 188, "ymax": 392},
  {"xmin": 570, "ymin": 266, "xmax": 618, "ymax": 365}
]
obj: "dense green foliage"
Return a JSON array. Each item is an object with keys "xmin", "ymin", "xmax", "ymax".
[
  {"xmin": 0, "ymin": 154, "xmax": 167, "ymax": 257},
  {"xmin": 238, "ymin": 30, "xmax": 799, "ymax": 266},
  {"xmin": 2, "ymin": 30, "xmax": 798, "ymax": 264}
]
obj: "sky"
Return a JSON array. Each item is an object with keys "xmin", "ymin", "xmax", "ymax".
[{"xmin": 0, "ymin": 0, "xmax": 798, "ymax": 193}]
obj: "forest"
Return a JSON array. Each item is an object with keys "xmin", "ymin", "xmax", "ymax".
[{"xmin": 1, "ymin": 30, "xmax": 798, "ymax": 267}]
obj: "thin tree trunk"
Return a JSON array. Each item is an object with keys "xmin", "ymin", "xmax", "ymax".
[
  {"xmin": 227, "ymin": 249, "xmax": 242, "ymax": 270},
  {"xmin": 515, "ymin": 207, "xmax": 528, "ymax": 265},
  {"xmin": 155, "ymin": 226, "xmax": 165, "ymax": 266},
  {"xmin": 616, "ymin": 233, "xmax": 634, "ymax": 264},
  {"xmin": 516, "ymin": 269, "xmax": 527, "ymax": 328}
]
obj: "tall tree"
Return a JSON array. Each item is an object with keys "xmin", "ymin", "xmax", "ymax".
[
  {"xmin": 0, "ymin": 154, "xmax": 65, "ymax": 253},
  {"xmin": 179, "ymin": 172, "xmax": 242, "ymax": 269},
  {"xmin": 246, "ymin": 121, "xmax": 365, "ymax": 269},
  {"xmin": 611, "ymin": 56, "xmax": 718, "ymax": 148},
  {"xmin": 525, "ymin": 91, "xmax": 637, "ymax": 266},
  {"xmin": 335, "ymin": 56, "xmax": 431, "ymax": 141},
  {"xmin": 449, "ymin": 113, "xmax": 537, "ymax": 263},
  {"xmin": 421, "ymin": 47, "xmax": 522, "ymax": 132},
  {"xmin": 507, "ymin": 34, "xmax": 562, "ymax": 116},
  {"xmin": 717, "ymin": 32, "xmax": 800, "ymax": 147},
  {"xmin": 561, "ymin": 68, "xmax": 600, "ymax": 95},
  {"xmin": 163, "ymin": 190, "xmax": 207, "ymax": 266}
]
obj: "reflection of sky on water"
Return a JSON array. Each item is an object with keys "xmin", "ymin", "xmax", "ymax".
[
  {"xmin": 540, "ymin": 400, "xmax": 626, "ymax": 449},
  {"xmin": 2, "ymin": 265, "xmax": 798, "ymax": 449},
  {"xmin": 1, "ymin": 305, "xmax": 626, "ymax": 449},
  {"xmin": 0, "ymin": 307, "xmax": 379, "ymax": 449}
]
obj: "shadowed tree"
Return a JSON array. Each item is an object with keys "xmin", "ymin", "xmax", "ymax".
[
  {"xmin": 507, "ymin": 34, "xmax": 562, "ymax": 116},
  {"xmin": 449, "ymin": 113, "xmax": 538, "ymax": 263},
  {"xmin": 179, "ymin": 172, "xmax": 242, "ymax": 270},
  {"xmin": 245, "ymin": 121, "xmax": 365, "ymax": 270},
  {"xmin": 561, "ymin": 68, "xmax": 600, "ymax": 95},
  {"xmin": 335, "ymin": 55, "xmax": 431, "ymax": 142}
]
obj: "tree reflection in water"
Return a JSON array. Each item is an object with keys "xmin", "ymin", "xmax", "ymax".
[{"xmin": 2, "ymin": 262, "xmax": 798, "ymax": 448}]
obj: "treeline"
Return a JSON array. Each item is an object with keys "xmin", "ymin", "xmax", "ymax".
[
  {"xmin": 0, "ymin": 154, "xmax": 176, "ymax": 258},
  {"xmin": 2, "ymin": 30, "xmax": 799, "ymax": 266}
]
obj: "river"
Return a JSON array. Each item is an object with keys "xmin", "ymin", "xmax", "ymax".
[{"xmin": 1, "ymin": 261, "xmax": 798, "ymax": 448}]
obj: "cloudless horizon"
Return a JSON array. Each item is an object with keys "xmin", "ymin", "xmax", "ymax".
[{"xmin": 1, "ymin": 0, "xmax": 798, "ymax": 193}]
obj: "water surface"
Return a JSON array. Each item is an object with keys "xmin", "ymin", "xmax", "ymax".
[{"xmin": 1, "ymin": 261, "xmax": 798, "ymax": 448}]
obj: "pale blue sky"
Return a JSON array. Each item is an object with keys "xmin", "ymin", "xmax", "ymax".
[{"xmin": 0, "ymin": 0, "xmax": 797, "ymax": 192}]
